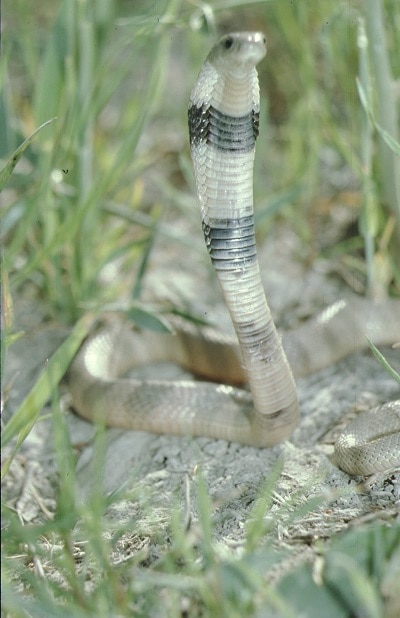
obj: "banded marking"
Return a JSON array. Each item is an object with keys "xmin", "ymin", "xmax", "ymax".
[
  {"xmin": 202, "ymin": 216, "xmax": 257, "ymax": 269},
  {"xmin": 188, "ymin": 104, "xmax": 259, "ymax": 152}
]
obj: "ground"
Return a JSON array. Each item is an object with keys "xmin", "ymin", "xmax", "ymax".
[{"xmin": 3, "ymin": 222, "xmax": 400, "ymax": 610}]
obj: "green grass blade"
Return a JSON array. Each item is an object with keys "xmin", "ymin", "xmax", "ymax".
[
  {"xmin": 357, "ymin": 78, "xmax": 400, "ymax": 158},
  {"xmin": 366, "ymin": 337, "xmax": 400, "ymax": 384},
  {"xmin": 0, "ymin": 118, "xmax": 57, "ymax": 191},
  {"xmin": 1, "ymin": 313, "xmax": 95, "ymax": 459}
]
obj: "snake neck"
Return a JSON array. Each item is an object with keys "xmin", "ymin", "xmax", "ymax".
[
  {"xmin": 189, "ymin": 60, "xmax": 259, "ymax": 116},
  {"xmin": 188, "ymin": 63, "xmax": 259, "ymax": 223}
]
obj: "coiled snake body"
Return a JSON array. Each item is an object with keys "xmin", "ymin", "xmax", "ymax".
[{"xmin": 67, "ymin": 33, "xmax": 400, "ymax": 475}]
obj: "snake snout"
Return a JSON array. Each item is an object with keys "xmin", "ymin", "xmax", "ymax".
[{"xmin": 209, "ymin": 32, "xmax": 267, "ymax": 71}]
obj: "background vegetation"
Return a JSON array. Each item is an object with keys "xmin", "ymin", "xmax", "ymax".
[{"xmin": 2, "ymin": 0, "xmax": 400, "ymax": 616}]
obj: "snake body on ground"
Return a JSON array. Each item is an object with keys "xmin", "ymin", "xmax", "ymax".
[{"xmin": 67, "ymin": 32, "xmax": 400, "ymax": 476}]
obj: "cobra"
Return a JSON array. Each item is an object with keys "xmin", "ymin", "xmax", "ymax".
[{"xmin": 67, "ymin": 32, "xmax": 400, "ymax": 475}]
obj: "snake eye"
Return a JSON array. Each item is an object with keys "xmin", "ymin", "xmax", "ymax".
[{"xmin": 223, "ymin": 36, "xmax": 234, "ymax": 50}]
